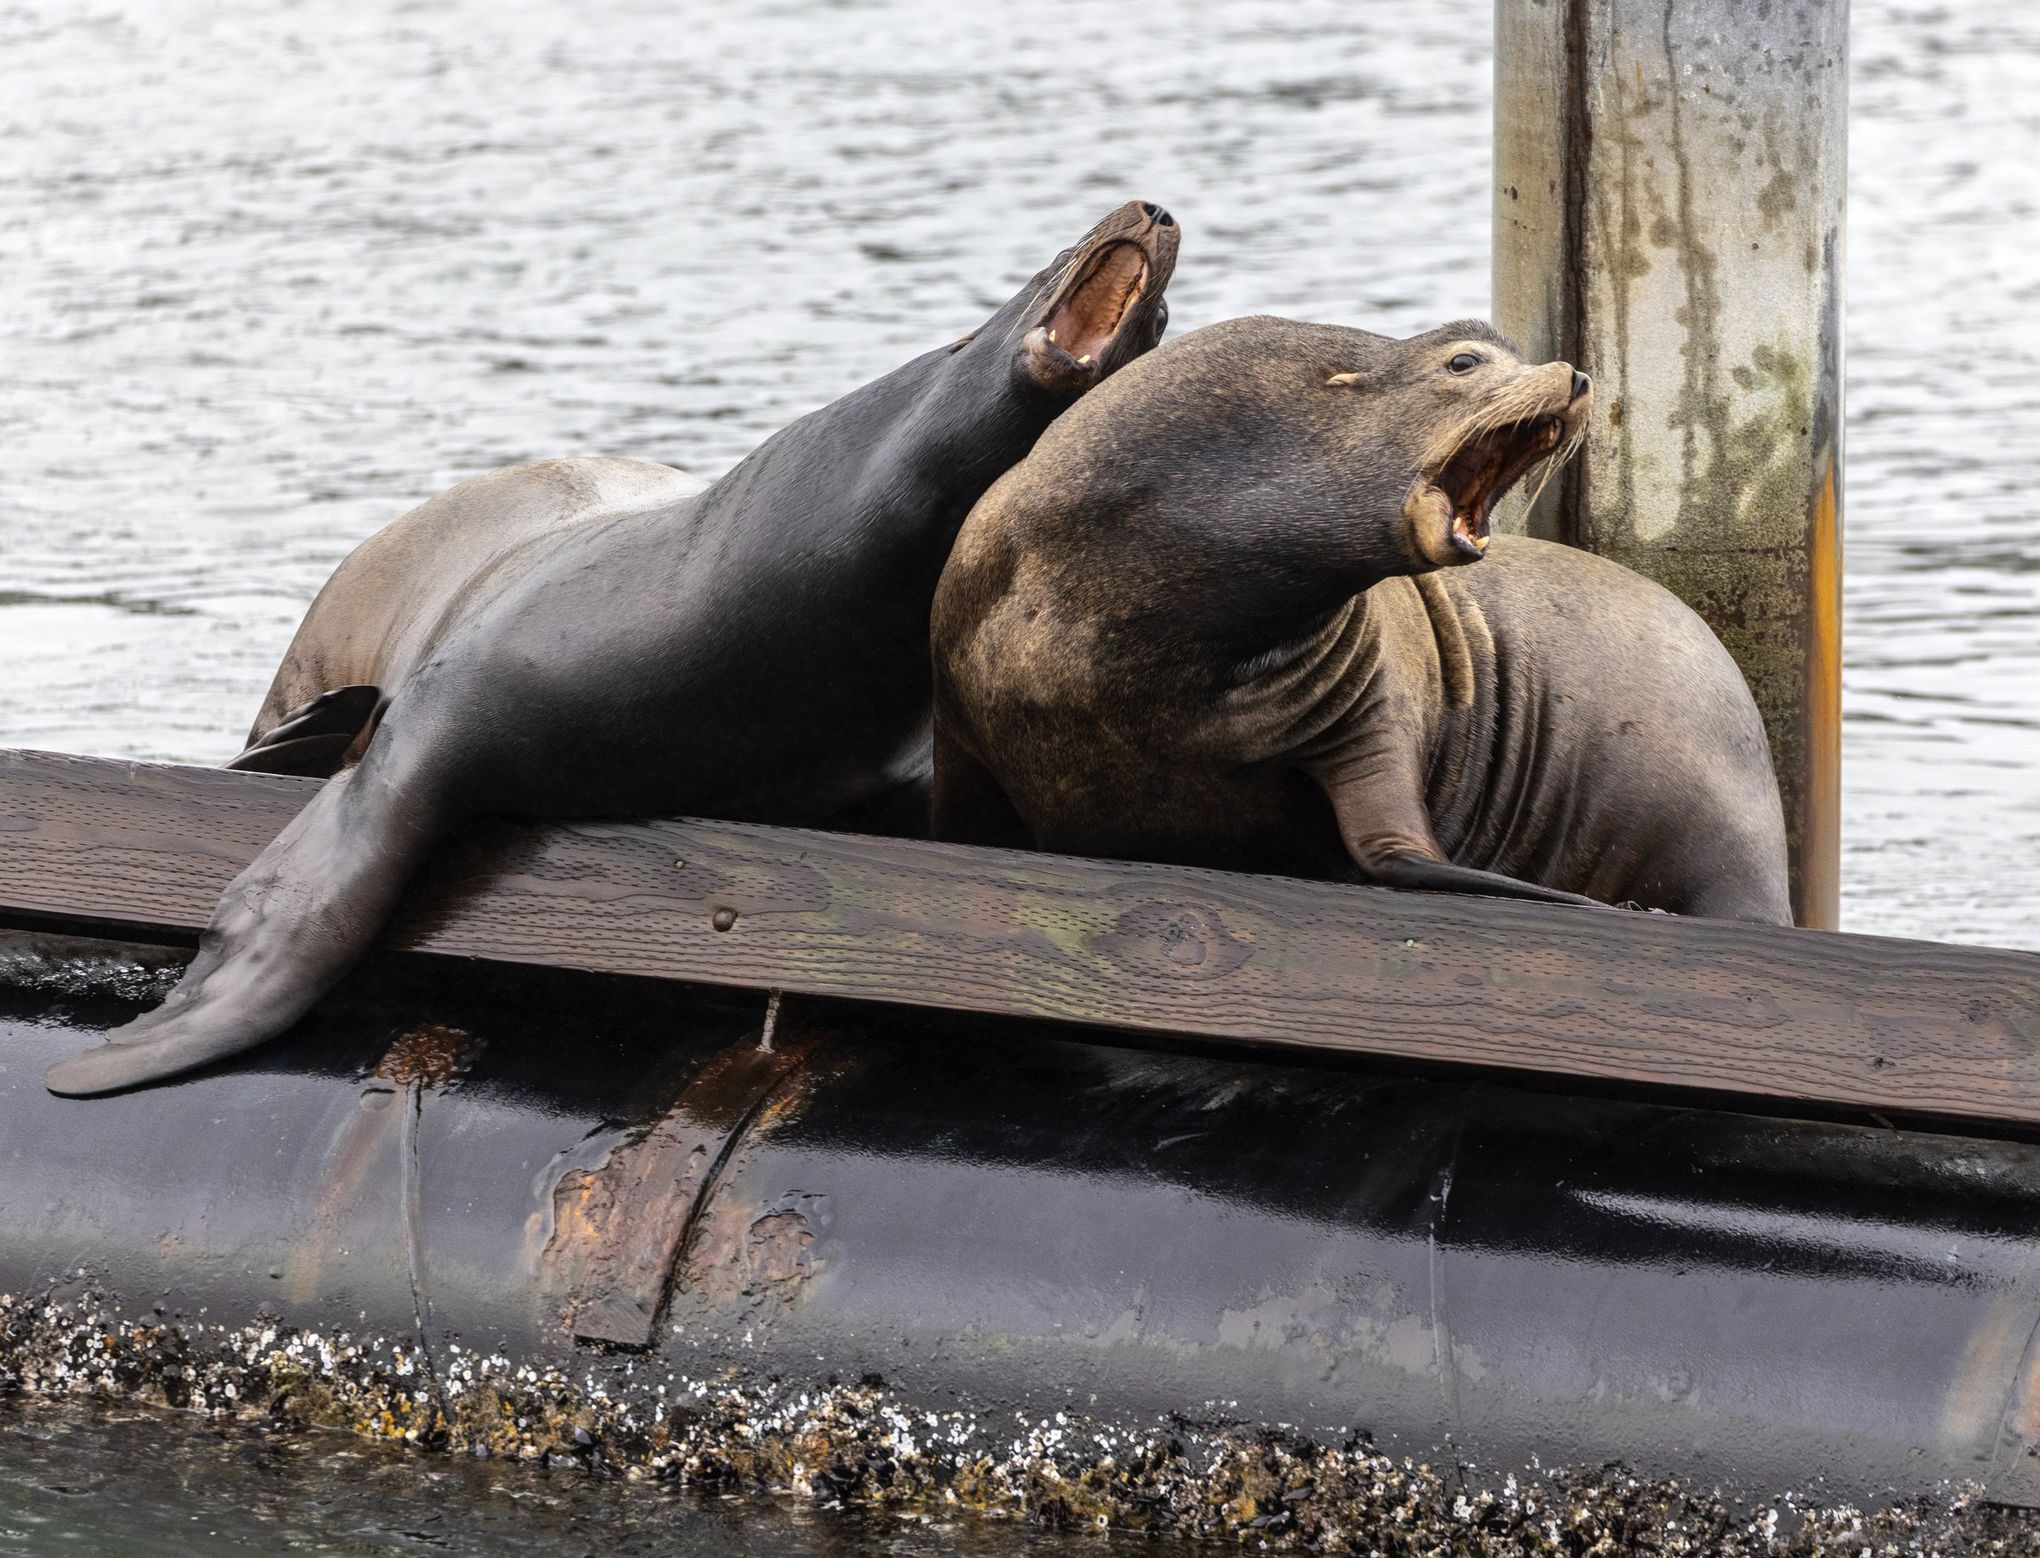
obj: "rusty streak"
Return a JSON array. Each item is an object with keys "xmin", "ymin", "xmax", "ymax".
[{"xmin": 554, "ymin": 1026, "xmax": 821, "ymax": 1349}]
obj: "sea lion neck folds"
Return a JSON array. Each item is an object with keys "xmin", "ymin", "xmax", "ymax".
[
  {"xmin": 45, "ymin": 201, "xmax": 1181, "ymax": 1098},
  {"xmin": 931, "ymin": 313, "xmax": 1791, "ymax": 925}
]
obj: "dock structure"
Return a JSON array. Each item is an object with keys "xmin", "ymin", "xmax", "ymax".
[
  {"xmin": 2, "ymin": 750, "xmax": 2033, "ymax": 1130},
  {"xmin": 1492, "ymin": 0, "xmax": 1848, "ymax": 929},
  {"xmin": 1, "ymin": 750, "xmax": 2039, "ymax": 1507}
]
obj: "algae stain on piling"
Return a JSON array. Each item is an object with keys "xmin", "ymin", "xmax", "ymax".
[{"xmin": 1522, "ymin": 2, "xmax": 1845, "ymax": 928}]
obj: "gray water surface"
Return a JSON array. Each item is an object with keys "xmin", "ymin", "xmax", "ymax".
[
  {"xmin": 0, "ymin": 1400, "xmax": 1136, "ymax": 1557},
  {"xmin": 1, "ymin": 0, "xmax": 2035, "ymax": 945}
]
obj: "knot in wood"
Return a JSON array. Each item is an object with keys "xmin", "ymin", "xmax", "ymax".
[{"xmin": 1100, "ymin": 901, "xmax": 1254, "ymax": 981}]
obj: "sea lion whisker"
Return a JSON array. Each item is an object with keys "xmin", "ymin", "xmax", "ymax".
[
  {"xmin": 1002, "ymin": 262, "xmax": 1073, "ymax": 344},
  {"xmin": 1521, "ymin": 441, "xmax": 1566, "ymax": 513},
  {"xmin": 1421, "ymin": 407, "xmax": 1498, "ymax": 474},
  {"xmin": 1421, "ymin": 373, "xmax": 1571, "ymax": 475},
  {"xmin": 1424, "ymin": 390, "xmax": 1524, "ymax": 470},
  {"xmin": 1519, "ymin": 422, "xmax": 1588, "ymax": 515},
  {"xmin": 1005, "ymin": 252, "xmax": 1092, "ymax": 346},
  {"xmin": 1003, "ymin": 284, "xmax": 1052, "ymax": 344}
]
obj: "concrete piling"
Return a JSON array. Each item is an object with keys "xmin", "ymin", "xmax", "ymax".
[{"xmin": 1492, "ymin": 0, "xmax": 1847, "ymax": 929}]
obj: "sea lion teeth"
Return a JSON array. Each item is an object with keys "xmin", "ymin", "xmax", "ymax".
[{"xmin": 1450, "ymin": 508, "xmax": 1489, "ymax": 556}]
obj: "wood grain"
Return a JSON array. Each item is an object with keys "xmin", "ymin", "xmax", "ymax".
[{"xmin": 1, "ymin": 748, "xmax": 2035, "ymax": 1125}]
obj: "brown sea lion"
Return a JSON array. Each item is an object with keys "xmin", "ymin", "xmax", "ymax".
[
  {"xmin": 929, "ymin": 314, "xmax": 1791, "ymax": 924},
  {"xmin": 46, "ymin": 200, "xmax": 1180, "ymax": 1096}
]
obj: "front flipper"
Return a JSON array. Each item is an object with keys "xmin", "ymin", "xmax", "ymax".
[
  {"xmin": 46, "ymin": 752, "xmax": 446, "ymax": 1097},
  {"xmin": 226, "ymin": 685, "xmax": 381, "ymax": 776},
  {"xmin": 1308, "ymin": 751, "xmax": 1609, "ymax": 911},
  {"xmin": 1357, "ymin": 848, "xmax": 1607, "ymax": 909}
]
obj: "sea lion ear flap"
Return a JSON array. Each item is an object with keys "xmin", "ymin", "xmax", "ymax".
[{"xmin": 1324, "ymin": 368, "xmax": 1373, "ymax": 389}]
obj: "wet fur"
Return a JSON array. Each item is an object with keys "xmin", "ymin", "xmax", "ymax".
[{"xmin": 930, "ymin": 314, "xmax": 1791, "ymax": 925}]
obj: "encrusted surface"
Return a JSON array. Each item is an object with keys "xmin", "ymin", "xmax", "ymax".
[
  {"xmin": 5, "ymin": 1291, "xmax": 2038, "ymax": 1553},
  {"xmin": 0, "ymin": 936, "xmax": 186, "ymax": 1002}
]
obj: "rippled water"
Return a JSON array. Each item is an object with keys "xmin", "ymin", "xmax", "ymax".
[
  {"xmin": 0, "ymin": 1399, "xmax": 1136, "ymax": 1557},
  {"xmin": 1, "ymin": 0, "xmax": 2034, "ymax": 946}
]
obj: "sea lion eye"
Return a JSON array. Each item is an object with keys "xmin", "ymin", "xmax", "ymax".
[{"xmin": 1447, "ymin": 352, "xmax": 1482, "ymax": 375}]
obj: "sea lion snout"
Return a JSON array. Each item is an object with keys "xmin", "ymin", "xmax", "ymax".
[
  {"xmin": 1402, "ymin": 349, "xmax": 1591, "ymax": 568},
  {"xmin": 1013, "ymin": 198, "xmax": 1180, "ymax": 399}
]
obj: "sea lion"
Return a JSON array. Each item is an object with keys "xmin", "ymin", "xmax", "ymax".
[
  {"xmin": 47, "ymin": 200, "xmax": 1180, "ymax": 1096},
  {"xmin": 228, "ymin": 457, "xmax": 710, "ymax": 775},
  {"xmin": 929, "ymin": 314, "xmax": 1792, "ymax": 924}
]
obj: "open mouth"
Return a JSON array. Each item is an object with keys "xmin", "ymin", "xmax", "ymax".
[
  {"xmin": 1431, "ymin": 416, "xmax": 1567, "ymax": 559},
  {"xmin": 1039, "ymin": 240, "xmax": 1151, "ymax": 368}
]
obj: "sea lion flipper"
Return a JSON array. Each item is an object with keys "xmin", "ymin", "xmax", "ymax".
[
  {"xmin": 226, "ymin": 685, "xmax": 380, "ymax": 776},
  {"xmin": 1358, "ymin": 850, "xmax": 1609, "ymax": 910},
  {"xmin": 46, "ymin": 755, "xmax": 444, "ymax": 1097},
  {"xmin": 43, "ymin": 1012, "xmax": 271, "ymax": 1097},
  {"xmin": 44, "ymin": 938, "xmax": 286, "ymax": 1096},
  {"xmin": 225, "ymin": 733, "xmax": 360, "ymax": 776},
  {"xmin": 1310, "ymin": 761, "xmax": 1608, "ymax": 909}
]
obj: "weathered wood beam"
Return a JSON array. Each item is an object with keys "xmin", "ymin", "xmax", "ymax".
[{"xmin": 0, "ymin": 748, "xmax": 2033, "ymax": 1125}]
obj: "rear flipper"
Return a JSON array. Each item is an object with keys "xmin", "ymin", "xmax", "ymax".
[
  {"xmin": 45, "ymin": 751, "xmax": 447, "ymax": 1096},
  {"xmin": 226, "ymin": 685, "xmax": 381, "ymax": 776}
]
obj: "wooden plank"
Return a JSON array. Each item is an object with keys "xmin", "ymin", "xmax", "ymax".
[{"xmin": 1, "ymin": 747, "xmax": 2036, "ymax": 1126}]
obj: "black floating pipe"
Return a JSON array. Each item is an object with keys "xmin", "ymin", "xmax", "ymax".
[{"xmin": 4, "ymin": 926, "xmax": 2040, "ymax": 1508}]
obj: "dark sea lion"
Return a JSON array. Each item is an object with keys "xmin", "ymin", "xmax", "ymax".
[
  {"xmin": 47, "ymin": 200, "xmax": 1180, "ymax": 1096},
  {"xmin": 929, "ymin": 314, "xmax": 1791, "ymax": 924}
]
